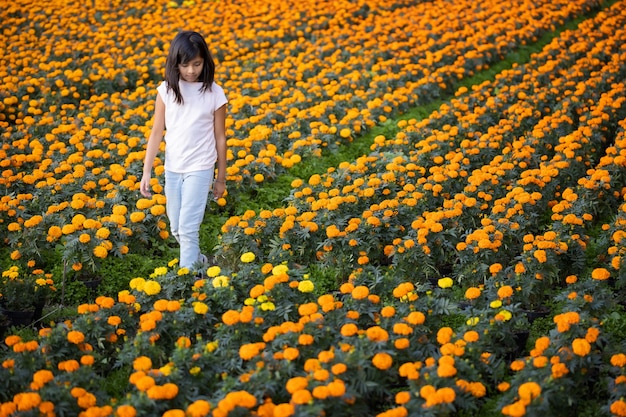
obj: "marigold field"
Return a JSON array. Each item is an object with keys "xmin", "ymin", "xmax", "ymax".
[{"xmin": 2, "ymin": 0, "xmax": 626, "ymax": 416}]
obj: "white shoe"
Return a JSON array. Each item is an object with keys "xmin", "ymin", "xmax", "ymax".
[{"xmin": 199, "ymin": 253, "xmax": 209, "ymax": 265}]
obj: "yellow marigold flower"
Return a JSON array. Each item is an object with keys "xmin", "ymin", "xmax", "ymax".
[
  {"xmin": 261, "ymin": 302, "xmax": 275, "ymax": 311},
  {"xmin": 272, "ymin": 264, "xmax": 288, "ymax": 275},
  {"xmin": 212, "ymin": 275, "xmax": 230, "ymax": 288},
  {"xmin": 207, "ymin": 265, "xmax": 221, "ymax": 277},
  {"xmin": 298, "ymin": 280, "xmax": 314, "ymax": 293},
  {"xmin": 438, "ymin": 277, "xmax": 453, "ymax": 288},
  {"xmin": 142, "ymin": 280, "xmax": 161, "ymax": 296},
  {"xmin": 47, "ymin": 225, "xmax": 62, "ymax": 241},
  {"xmin": 129, "ymin": 277, "xmax": 146, "ymax": 291},
  {"xmin": 240, "ymin": 252, "xmax": 256, "ymax": 263},
  {"xmin": 136, "ymin": 198, "xmax": 154, "ymax": 210},
  {"xmin": 193, "ymin": 302, "xmax": 209, "ymax": 315},
  {"xmin": 150, "ymin": 205, "xmax": 166, "ymax": 216},
  {"xmin": 93, "ymin": 245, "xmax": 108, "ymax": 258},
  {"xmin": 495, "ymin": 309, "xmax": 512, "ymax": 321},
  {"xmin": 95, "ymin": 227, "xmax": 110, "ymax": 239},
  {"xmin": 130, "ymin": 211, "xmax": 145, "ymax": 223}
]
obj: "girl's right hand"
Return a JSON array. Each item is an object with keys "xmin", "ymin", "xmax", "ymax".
[{"xmin": 140, "ymin": 175, "xmax": 152, "ymax": 197}]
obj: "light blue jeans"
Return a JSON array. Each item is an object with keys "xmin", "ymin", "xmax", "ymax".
[{"xmin": 164, "ymin": 169, "xmax": 213, "ymax": 270}]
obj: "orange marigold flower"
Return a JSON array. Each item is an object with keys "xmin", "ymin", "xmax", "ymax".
[
  {"xmin": 404, "ymin": 311, "xmax": 425, "ymax": 325},
  {"xmin": 585, "ymin": 327, "xmax": 600, "ymax": 343},
  {"xmin": 312, "ymin": 385, "xmax": 330, "ymax": 400},
  {"xmin": 327, "ymin": 379, "xmax": 346, "ymax": 397},
  {"xmin": 298, "ymin": 302, "xmax": 318, "ymax": 316},
  {"xmin": 518, "ymin": 381, "xmax": 541, "ymax": 405},
  {"xmin": 67, "ymin": 330, "xmax": 85, "ymax": 345},
  {"xmin": 381, "ymin": 306, "xmax": 396, "ymax": 318},
  {"xmin": 395, "ymin": 338, "xmax": 410, "ymax": 350},
  {"xmin": 283, "ymin": 347, "xmax": 299, "ymax": 361},
  {"xmin": 133, "ymin": 356, "xmax": 152, "ymax": 372},
  {"xmin": 510, "ymin": 360, "xmax": 525, "ymax": 372},
  {"xmin": 610, "ymin": 400, "xmax": 626, "ymax": 417},
  {"xmin": 273, "ymin": 403, "xmax": 295, "ymax": 417},
  {"xmin": 436, "ymin": 327, "xmax": 454, "ymax": 344},
  {"xmin": 372, "ymin": 352, "xmax": 393, "ymax": 370},
  {"xmin": 186, "ymin": 399, "xmax": 211, "ymax": 417},
  {"xmin": 497, "ymin": 382, "xmax": 510, "ymax": 392},
  {"xmin": 366, "ymin": 326, "xmax": 389, "ymax": 342},
  {"xmin": 572, "ymin": 338, "xmax": 591, "ymax": 356},
  {"xmin": 395, "ymin": 391, "xmax": 411, "ymax": 405},
  {"xmin": 611, "ymin": 353, "xmax": 626, "ymax": 367},
  {"xmin": 331, "ymin": 363, "xmax": 347, "ymax": 375},
  {"xmin": 116, "ymin": 404, "xmax": 137, "ymax": 417},
  {"xmin": 591, "ymin": 267, "xmax": 610, "ymax": 280},
  {"xmin": 285, "ymin": 376, "xmax": 309, "ymax": 394},
  {"xmin": 463, "ymin": 330, "xmax": 479, "ymax": 343},
  {"xmin": 222, "ymin": 310, "xmax": 240, "ymax": 326},
  {"xmin": 497, "ymin": 285, "xmax": 514, "ymax": 299},
  {"xmin": 291, "ymin": 389, "xmax": 312, "ymax": 405},
  {"xmin": 464, "ymin": 287, "xmax": 481, "ymax": 300},
  {"xmin": 551, "ymin": 362, "xmax": 569, "ymax": 378}
]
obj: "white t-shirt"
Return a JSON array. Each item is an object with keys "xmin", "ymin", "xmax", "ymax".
[{"xmin": 157, "ymin": 80, "xmax": 228, "ymax": 173}]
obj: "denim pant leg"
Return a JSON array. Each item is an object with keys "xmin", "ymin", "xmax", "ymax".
[{"xmin": 165, "ymin": 169, "xmax": 213, "ymax": 269}]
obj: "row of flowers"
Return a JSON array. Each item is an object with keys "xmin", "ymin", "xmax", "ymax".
[
  {"xmin": 1, "ymin": 254, "xmax": 625, "ymax": 416},
  {"xmin": 217, "ymin": 1, "xmax": 626, "ymax": 290}
]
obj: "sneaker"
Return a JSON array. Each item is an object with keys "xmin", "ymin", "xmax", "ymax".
[{"xmin": 194, "ymin": 254, "xmax": 209, "ymax": 280}]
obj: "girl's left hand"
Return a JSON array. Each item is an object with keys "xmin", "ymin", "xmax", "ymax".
[{"xmin": 213, "ymin": 180, "xmax": 226, "ymax": 200}]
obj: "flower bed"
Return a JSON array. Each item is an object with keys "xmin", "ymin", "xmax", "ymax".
[
  {"xmin": 3, "ymin": 0, "xmax": 626, "ymax": 416},
  {"xmin": 1, "ymin": 0, "xmax": 603, "ymax": 277}
]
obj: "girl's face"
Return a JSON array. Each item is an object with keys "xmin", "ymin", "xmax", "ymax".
[{"xmin": 178, "ymin": 55, "xmax": 204, "ymax": 82}]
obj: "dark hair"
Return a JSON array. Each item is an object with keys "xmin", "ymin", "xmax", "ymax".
[{"xmin": 164, "ymin": 31, "xmax": 215, "ymax": 104}]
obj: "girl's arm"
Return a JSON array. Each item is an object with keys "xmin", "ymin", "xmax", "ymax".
[
  {"xmin": 213, "ymin": 104, "xmax": 228, "ymax": 199},
  {"xmin": 140, "ymin": 93, "xmax": 165, "ymax": 197}
]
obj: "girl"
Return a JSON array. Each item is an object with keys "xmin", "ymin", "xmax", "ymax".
[{"xmin": 140, "ymin": 30, "xmax": 228, "ymax": 271}]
